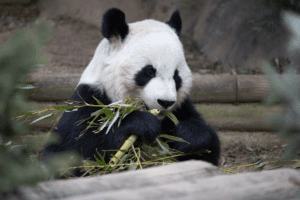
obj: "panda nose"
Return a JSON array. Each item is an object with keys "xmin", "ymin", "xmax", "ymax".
[{"xmin": 157, "ymin": 99, "xmax": 175, "ymax": 109}]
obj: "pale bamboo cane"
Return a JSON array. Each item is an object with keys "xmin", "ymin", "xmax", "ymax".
[{"xmin": 109, "ymin": 109, "xmax": 160, "ymax": 166}]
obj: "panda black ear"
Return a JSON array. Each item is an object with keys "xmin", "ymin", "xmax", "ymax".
[
  {"xmin": 166, "ymin": 10, "xmax": 182, "ymax": 37},
  {"xmin": 101, "ymin": 8, "xmax": 129, "ymax": 41}
]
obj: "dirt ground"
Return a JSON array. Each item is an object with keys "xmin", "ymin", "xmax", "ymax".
[
  {"xmin": 1, "ymin": 4, "xmax": 299, "ymax": 174},
  {"xmin": 218, "ymin": 131, "xmax": 300, "ymax": 174}
]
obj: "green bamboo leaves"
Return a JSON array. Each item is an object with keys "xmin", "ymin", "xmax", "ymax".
[{"xmin": 81, "ymin": 97, "xmax": 143, "ymax": 136}]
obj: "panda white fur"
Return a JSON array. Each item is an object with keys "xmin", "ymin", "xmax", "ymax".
[{"xmin": 44, "ymin": 8, "xmax": 220, "ymax": 169}]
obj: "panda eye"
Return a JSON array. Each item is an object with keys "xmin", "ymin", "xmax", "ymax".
[
  {"xmin": 135, "ymin": 65, "xmax": 156, "ymax": 87},
  {"xmin": 144, "ymin": 65, "xmax": 156, "ymax": 77}
]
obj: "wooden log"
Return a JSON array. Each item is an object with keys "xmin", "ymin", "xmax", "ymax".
[
  {"xmin": 237, "ymin": 75, "xmax": 270, "ymax": 102},
  {"xmin": 27, "ymin": 74, "xmax": 239, "ymax": 102},
  {"xmin": 25, "ymin": 74, "xmax": 297, "ymax": 103},
  {"xmin": 25, "ymin": 74, "xmax": 80, "ymax": 101},
  {"xmin": 190, "ymin": 74, "xmax": 236, "ymax": 103}
]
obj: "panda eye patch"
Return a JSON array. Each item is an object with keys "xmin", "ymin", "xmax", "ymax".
[
  {"xmin": 135, "ymin": 65, "xmax": 156, "ymax": 87},
  {"xmin": 173, "ymin": 69, "xmax": 182, "ymax": 91},
  {"xmin": 144, "ymin": 65, "xmax": 156, "ymax": 76}
]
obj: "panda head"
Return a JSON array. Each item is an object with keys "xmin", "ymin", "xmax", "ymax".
[{"xmin": 79, "ymin": 8, "xmax": 192, "ymax": 118}]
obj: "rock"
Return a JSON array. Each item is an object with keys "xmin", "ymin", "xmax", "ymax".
[
  {"xmin": 5, "ymin": 160, "xmax": 300, "ymax": 200},
  {"xmin": 193, "ymin": 0, "xmax": 298, "ymax": 71}
]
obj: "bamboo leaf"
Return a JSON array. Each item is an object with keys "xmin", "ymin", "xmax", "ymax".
[
  {"xmin": 99, "ymin": 120, "xmax": 110, "ymax": 132},
  {"xmin": 91, "ymin": 109, "xmax": 102, "ymax": 117},
  {"xmin": 118, "ymin": 154, "xmax": 128, "ymax": 164},
  {"xmin": 96, "ymin": 150, "xmax": 106, "ymax": 163},
  {"xmin": 156, "ymin": 138, "xmax": 169, "ymax": 152},
  {"xmin": 77, "ymin": 91, "xmax": 89, "ymax": 105},
  {"xmin": 118, "ymin": 115, "xmax": 122, "ymax": 127},
  {"xmin": 195, "ymin": 149, "xmax": 211, "ymax": 156},
  {"xmin": 101, "ymin": 115, "xmax": 114, "ymax": 122},
  {"xmin": 255, "ymin": 162, "xmax": 269, "ymax": 171},
  {"xmin": 94, "ymin": 155, "xmax": 101, "ymax": 165},
  {"xmin": 105, "ymin": 108, "xmax": 120, "ymax": 134},
  {"xmin": 255, "ymin": 160, "xmax": 262, "ymax": 165},
  {"xmin": 92, "ymin": 96, "xmax": 104, "ymax": 105},
  {"xmin": 96, "ymin": 108, "xmax": 111, "ymax": 118},
  {"xmin": 65, "ymin": 108, "xmax": 78, "ymax": 112},
  {"xmin": 268, "ymin": 164, "xmax": 283, "ymax": 170},
  {"xmin": 100, "ymin": 108, "xmax": 114, "ymax": 119},
  {"xmin": 53, "ymin": 105, "xmax": 75, "ymax": 111},
  {"xmin": 160, "ymin": 110, "xmax": 179, "ymax": 125},
  {"xmin": 158, "ymin": 134, "xmax": 189, "ymax": 143},
  {"xmin": 122, "ymin": 109, "xmax": 132, "ymax": 120},
  {"xmin": 104, "ymin": 149, "xmax": 126, "ymax": 152},
  {"xmin": 107, "ymin": 100, "xmax": 122, "ymax": 106},
  {"xmin": 30, "ymin": 113, "xmax": 53, "ymax": 124}
]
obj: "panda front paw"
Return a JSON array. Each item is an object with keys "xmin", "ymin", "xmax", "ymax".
[
  {"xmin": 170, "ymin": 119, "xmax": 220, "ymax": 166},
  {"xmin": 120, "ymin": 111, "xmax": 161, "ymax": 143}
]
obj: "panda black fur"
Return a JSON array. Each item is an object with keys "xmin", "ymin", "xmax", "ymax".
[{"xmin": 44, "ymin": 8, "xmax": 220, "ymax": 168}]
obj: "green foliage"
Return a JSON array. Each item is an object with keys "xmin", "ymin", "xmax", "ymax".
[
  {"xmin": 261, "ymin": 10, "xmax": 300, "ymax": 161},
  {"xmin": 77, "ymin": 96, "xmax": 144, "ymax": 138},
  {"xmin": 86, "ymin": 138, "xmax": 186, "ymax": 176},
  {"xmin": 0, "ymin": 19, "xmax": 79, "ymax": 193},
  {"xmin": 0, "ymin": 19, "xmax": 50, "ymax": 139},
  {"xmin": 71, "ymin": 102, "xmax": 210, "ymax": 176},
  {"xmin": 261, "ymin": 62, "xmax": 300, "ymax": 160},
  {"xmin": 82, "ymin": 134, "xmax": 211, "ymax": 177},
  {"xmin": 26, "ymin": 97, "xmax": 201, "ymax": 177},
  {"xmin": 262, "ymin": 12, "xmax": 300, "ymax": 159}
]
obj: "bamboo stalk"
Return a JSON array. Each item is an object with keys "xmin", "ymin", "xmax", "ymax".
[
  {"xmin": 109, "ymin": 109, "xmax": 161, "ymax": 166},
  {"xmin": 109, "ymin": 135, "xmax": 138, "ymax": 166}
]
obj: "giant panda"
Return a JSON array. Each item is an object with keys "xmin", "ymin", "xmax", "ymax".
[{"xmin": 43, "ymin": 8, "xmax": 220, "ymax": 169}]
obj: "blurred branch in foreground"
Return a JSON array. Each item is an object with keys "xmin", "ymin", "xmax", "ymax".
[{"xmin": 0, "ymin": 18, "xmax": 80, "ymax": 194}]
